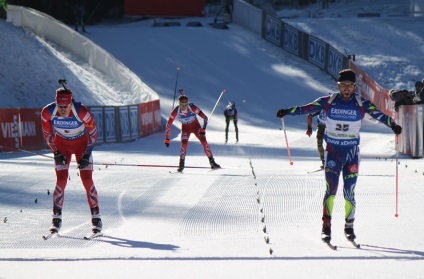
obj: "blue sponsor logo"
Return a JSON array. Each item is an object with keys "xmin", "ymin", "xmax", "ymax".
[
  {"xmin": 283, "ymin": 25, "xmax": 298, "ymax": 55},
  {"xmin": 120, "ymin": 107, "xmax": 130, "ymax": 141},
  {"xmin": 328, "ymin": 47, "xmax": 342, "ymax": 77},
  {"xmin": 265, "ymin": 16, "xmax": 281, "ymax": 45},
  {"xmin": 105, "ymin": 108, "xmax": 116, "ymax": 142},
  {"xmin": 308, "ymin": 37, "xmax": 325, "ymax": 68},
  {"xmin": 327, "ymin": 160, "xmax": 336, "ymax": 168}
]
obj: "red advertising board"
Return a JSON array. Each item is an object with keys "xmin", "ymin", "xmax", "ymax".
[
  {"xmin": 125, "ymin": 0, "xmax": 206, "ymax": 17},
  {"xmin": 139, "ymin": 100, "xmax": 162, "ymax": 137},
  {"xmin": 349, "ymin": 62, "xmax": 396, "ymax": 119},
  {"xmin": 0, "ymin": 108, "xmax": 45, "ymax": 151}
]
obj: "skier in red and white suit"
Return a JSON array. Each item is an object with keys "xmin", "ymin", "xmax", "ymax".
[
  {"xmin": 41, "ymin": 88, "xmax": 102, "ymax": 234},
  {"xmin": 165, "ymin": 94, "xmax": 221, "ymax": 172}
]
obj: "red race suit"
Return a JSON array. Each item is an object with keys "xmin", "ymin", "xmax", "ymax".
[
  {"xmin": 41, "ymin": 101, "xmax": 99, "ymax": 210},
  {"xmin": 165, "ymin": 103, "xmax": 213, "ymax": 159}
]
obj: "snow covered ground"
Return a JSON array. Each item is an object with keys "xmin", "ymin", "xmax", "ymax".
[{"xmin": 1, "ymin": 1, "xmax": 424, "ymax": 278}]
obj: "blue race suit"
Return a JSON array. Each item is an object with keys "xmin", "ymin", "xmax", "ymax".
[{"xmin": 285, "ymin": 92, "xmax": 395, "ymax": 224}]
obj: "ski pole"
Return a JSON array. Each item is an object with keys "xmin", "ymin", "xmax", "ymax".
[
  {"xmin": 395, "ymin": 134, "xmax": 399, "ymax": 217},
  {"xmin": 208, "ymin": 89, "xmax": 226, "ymax": 122},
  {"xmin": 172, "ymin": 67, "xmax": 181, "ymax": 109},
  {"xmin": 280, "ymin": 118, "xmax": 293, "ymax": 165},
  {"xmin": 0, "ymin": 145, "xmax": 54, "ymax": 159},
  {"xmin": 0, "ymin": 144, "xmax": 212, "ymax": 169},
  {"xmin": 95, "ymin": 162, "xmax": 210, "ymax": 169}
]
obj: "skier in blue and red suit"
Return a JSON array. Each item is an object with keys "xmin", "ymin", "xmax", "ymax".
[
  {"xmin": 276, "ymin": 69, "xmax": 402, "ymax": 243},
  {"xmin": 41, "ymin": 87, "xmax": 102, "ymax": 235}
]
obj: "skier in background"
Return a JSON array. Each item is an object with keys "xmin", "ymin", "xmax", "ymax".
[
  {"xmin": 224, "ymin": 101, "xmax": 239, "ymax": 143},
  {"xmin": 41, "ymin": 87, "xmax": 102, "ymax": 235},
  {"xmin": 276, "ymin": 69, "xmax": 402, "ymax": 244},
  {"xmin": 73, "ymin": 2, "xmax": 86, "ymax": 33},
  {"xmin": 165, "ymin": 94, "xmax": 221, "ymax": 172},
  {"xmin": 306, "ymin": 109, "xmax": 326, "ymax": 168},
  {"xmin": 0, "ymin": 0, "xmax": 7, "ymax": 20}
]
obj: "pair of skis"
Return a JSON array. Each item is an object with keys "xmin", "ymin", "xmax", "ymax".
[
  {"xmin": 42, "ymin": 231, "xmax": 103, "ymax": 240},
  {"xmin": 169, "ymin": 167, "xmax": 222, "ymax": 174},
  {"xmin": 323, "ymin": 239, "xmax": 360, "ymax": 250},
  {"xmin": 168, "ymin": 164, "xmax": 235, "ymax": 174}
]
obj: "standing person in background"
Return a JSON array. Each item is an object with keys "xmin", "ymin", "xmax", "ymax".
[
  {"xmin": 412, "ymin": 80, "xmax": 424, "ymax": 104},
  {"xmin": 224, "ymin": 101, "xmax": 239, "ymax": 143},
  {"xmin": 0, "ymin": 0, "xmax": 7, "ymax": 20},
  {"xmin": 165, "ymin": 94, "xmax": 221, "ymax": 173},
  {"xmin": 276, "ymin": 69, "xmax": 402, "ymax": 245},
  {"xmin": 41, "ymin": 87, "xmax": 102, "ymax": 235},
  {"xmin": 322, "ymin": 0, "xmax": 329, "ymax": 9},
  {"xmin": 73, "ymin": 2, "xmax": 86, "ymax": 33},
  {"xmin": 306, "ymin": 109, "xmax": 326, "ymax": 168},
  {"xmin": 390, "ymin": 80, "xmax": 424, "ymax": 111},
  {"xmin": 225, "ymin": 0, "xmax": 233, "ymax": 15}
]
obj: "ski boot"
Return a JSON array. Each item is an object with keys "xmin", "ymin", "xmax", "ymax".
[
  {"xmin": 50, "ymin": 207, "xmax": 62, "ymax": 233},
  {"xmin": 321, "ymin": 224, "xmax": 331, "ymax": 243},
  {"xmin": 177, "ymin": 158, "xmax": 185, "ymax": 173},
  {"xmin": 344, "ymin": 219, "xmax": 356, "ymax": 240},
  {"xmin": 208, "ymin": 157, "xmax": 221, "ymax": 169},
  {"xmin": 91, "ymin": 207, "xmax": 102, "ymax": 233}
]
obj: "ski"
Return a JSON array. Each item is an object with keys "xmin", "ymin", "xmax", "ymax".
[
  {"xmin": 323, "ymin": 240, "xmax": 337, "ymax": 250},
  {"xmin": 169, "ymin": 167, "xmax": 224, "ymax": 174},
  {"xmin": 208, "ymin": 167, "xmax": 222, "ymax": 172},
  {"xmin": 307, "ymin": 167, "xmax": 324, "ymax": 174},
  {"xmin": 169, "ymin": 170, "xmax": 183, "ymax": 174},
  {"xmin": 347, "ymin": 239, "xmax": 361, "ymax": 248},
  {"xmin": 83, "ymin": 232, "xmax": 103, "ymax": 240},
  {"xmin": 42, "ymin": 231, "xmax": 59, "ymax": 240}
]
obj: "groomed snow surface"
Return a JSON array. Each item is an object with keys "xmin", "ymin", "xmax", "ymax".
[{"xmin": 1, "ymin": 1, "xmax": 424, "ymax": 278}]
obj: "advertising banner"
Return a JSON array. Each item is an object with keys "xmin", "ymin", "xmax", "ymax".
[
  {"xmin": 139, "ymin": 100, "xmax": 161, "ymax": 137},
  {"xmin": 264, "ymin": 15, "xmax": 282, "ymax": 46},
  {"xmin": 0, "ymin": 108, "xmax": 44, "ymax": 150},
  {"xmin": 129, "ymin": 106, "xmax": 139, "ymax": 141},
  {"xmin": 283, "ymin": 23, "xmax": 300, "ymax": 56},
  {"xmin": 104, "ymin": 107, "xmax": 117, "ymax": 143},
  {"xmin": 308, "ymin": 36, "xmax": 326, "ymax": 69},
  {"xmin": 89, "ymin": 107, "xmax": 104, "ymax": 144},
  {"xmin": 119, "ymin": 107, "xmax": 131, "ymax": 142}
]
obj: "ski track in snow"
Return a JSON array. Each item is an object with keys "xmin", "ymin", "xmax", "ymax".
[{"xmin": 2, "ymin": 3, "xmax": 424, "ymax": 276}]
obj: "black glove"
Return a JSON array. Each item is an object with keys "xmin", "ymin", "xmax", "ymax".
[
  {"xmin": 53, "ymin": 151, "xmax": 66, "ymax": 165},
  {"xmin": 200, "ymin": 129, "xmax": 206, "ymax": 136},
  {"xmin": 78, "ymin": 153, "xmax": 91, "ymax": 169},
  {"xmin": 306, "ymin": 127, "xmax": 312, "ymax": 137},
  {"xmin": 391, "ymin": 123, "xmax": 402, "ymax": 135},
  {"xmin": 164, "ymin": 139, "xmax": 170, "ymax": 147},
  {"xmin": 276, "ymin": 109, "xmax": 289, "ymax": 118}
]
